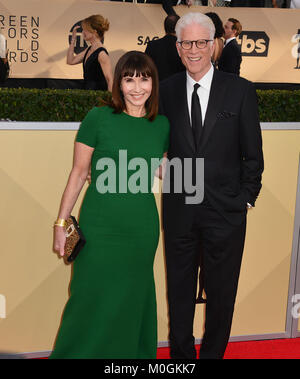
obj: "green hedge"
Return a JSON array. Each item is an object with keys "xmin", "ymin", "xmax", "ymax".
[
  {"xmin": 0, "ymin": 88, "xmax": 110, "ymax": 122},
  {"xmin": 0, "ymin": 87, "xmax": 299, "ymax": 122}
]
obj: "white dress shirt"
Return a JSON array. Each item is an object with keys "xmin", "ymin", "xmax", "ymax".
[
  {"xmin": 186, "ymin": 64, "xmax": 214, "ymax": 126},
  {"xmin": 224, "ymin": 37, "xmax": 236, "ymax": 47}
]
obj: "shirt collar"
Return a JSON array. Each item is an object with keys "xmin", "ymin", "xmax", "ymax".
[
  {"xmin": 186, "ymin": 64, "xmax": 214, "ymax": 92},
  {"xmin": 225, "ymin": 37, "xmax": 236, "ymax": 46}
]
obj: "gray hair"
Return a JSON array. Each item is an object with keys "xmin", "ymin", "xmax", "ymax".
[{"xmin": 175, "ymin": 12, "xmax": 215, "ymax": 41}]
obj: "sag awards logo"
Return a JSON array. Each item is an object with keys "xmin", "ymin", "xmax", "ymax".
[
  {"xmin": 291, "ymin": 29, "xmax": 300, "ymax": 70},
  {"xmin": 69, "ymin": 21, "xmax": 88, "ymax": 54},
  {"xmin": 0, "ymin": 14, "xmax": 40, "ymax": 63},
  {"xmin": 137, "ymin": 35, "xmax": 159, "ymax": 46}
]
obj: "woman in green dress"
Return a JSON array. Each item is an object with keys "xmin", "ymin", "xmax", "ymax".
[{"xmin": 50, "ymin": 51, "xmax": 169, "ymax": 359}]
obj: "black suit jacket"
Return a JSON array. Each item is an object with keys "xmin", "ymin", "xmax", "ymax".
[
  {"xmin": 218, "ymin": 39, "xmax": 242, "ymax": 76},
  {"xmin": 145, "ymin": 35, "xmax": 185, "ymax": 81},
  {"xmin": 159, "ymin": 69, "xmax": 264, "ymax": 235}
]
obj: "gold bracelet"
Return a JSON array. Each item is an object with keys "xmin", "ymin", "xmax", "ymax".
[{"xmin": 54, "ymin": 218, "xmax": 66, "ymax": 227}]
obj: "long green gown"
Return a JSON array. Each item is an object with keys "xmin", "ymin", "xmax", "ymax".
[{"xmin": 49, "ymin": 106, "xmax": 169, "ymax": 359}]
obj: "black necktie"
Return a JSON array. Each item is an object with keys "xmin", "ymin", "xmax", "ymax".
[{"xmin": 191, "ymin": 83, "xmax": 202, "ymax": 149}]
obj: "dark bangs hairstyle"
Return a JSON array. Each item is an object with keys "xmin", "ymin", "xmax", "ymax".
[{"xmin": 110, "ymin": 51, "xmax": 159, "ymax": 121}]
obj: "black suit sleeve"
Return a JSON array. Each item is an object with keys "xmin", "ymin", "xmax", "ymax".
[
  {"xmin": 239, "ymin": 81, "xmax": 264, "ymax": 206},
  {"xmin": 162, "ymin": 0, "xmax": 178, "ymax": 15},
  {"xmin": 145, "ymin": 42, "xmax": 152, "ymax": 57},
  {"xmin": 158, "ymin": 84, "xmax": 165, "ymax": 115}
]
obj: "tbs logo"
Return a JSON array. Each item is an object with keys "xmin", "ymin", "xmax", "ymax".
[{"xmin": 237, "ymin": 31, "xmax": 270, "ymax": 57}]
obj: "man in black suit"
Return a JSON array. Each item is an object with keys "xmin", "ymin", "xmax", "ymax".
[
  {"xmin": 145, "ymin": 15, "xmax": 185, "ymax": 81},
  {"xmin": 218, "ymin": 18, "xmax": 242, "ymax": 75},
  {"xmin": 159, "ymin": 12, "xmax": 263, "ymax": 359}
]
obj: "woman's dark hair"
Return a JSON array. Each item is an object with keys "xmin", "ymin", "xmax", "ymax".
[
  {"xmin": 109, "ymin": 51, "xmax": 159, "ymax": 122},
  {"xmin": 205, "ymin": 12, "xmax": 224, "ymax": 39}
]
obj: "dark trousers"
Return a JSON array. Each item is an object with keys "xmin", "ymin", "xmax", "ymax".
[
  {"xmin": 0, "ymin": 58, "xmax": 8, "ymax": 84},
  {"xmin": 164, "ymin": 205, "xmax": 246, "ymax": 359}
]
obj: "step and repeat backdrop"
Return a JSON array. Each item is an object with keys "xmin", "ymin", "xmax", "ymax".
[
  {"xmin": 0, "ymin": 125, "xmax": 299, "ymax": 356},
  {"xmin": 0, "ymin": 0, "xmax": 299, "ymax": 83}
]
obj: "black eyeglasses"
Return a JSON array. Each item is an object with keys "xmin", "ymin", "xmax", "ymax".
[{"xmin": 177, "ymin": 39, "xmax": 213, "ymax": 50}]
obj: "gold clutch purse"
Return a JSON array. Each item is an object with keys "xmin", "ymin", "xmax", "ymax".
[{"xmin": 64, "ymin": 216, "xmax": 86, "ymax": 263}]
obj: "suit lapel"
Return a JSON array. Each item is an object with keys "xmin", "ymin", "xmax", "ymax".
[
  {"xmin": 173, "ymin": 72, "xmax": 195, "ymax": 153},
  {"xmin": 198, "ymin": 69, "xmax": 228, "ymax": 151},
  {"xmin": 224, "ymin": 39, "xmax": 235, "ymax": 49}
]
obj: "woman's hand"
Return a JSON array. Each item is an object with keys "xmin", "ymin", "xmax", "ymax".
[
  {"xmin": 71, "ymin": 25, "xmax": 81, "ymax": 42},
  {"xmin": 67, "ymin": 26, "xmax": 86, "ymax": 65},
  {"xmin": 53, "ymin": 226, "xmax": 66, "ymax": 258},
  {"xmin": 52, "ymin": 142, "xmax": 93, "ymax": 259},
  {"xmin": 155, "ymin": 153, "xmax": 168, "ymax": 180}
]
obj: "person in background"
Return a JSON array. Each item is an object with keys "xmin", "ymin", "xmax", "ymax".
[
  {"xmin": 110, "ymin": 0, "xmax": 196, "ymax": 16},
  {"xmin": 230, "ymin": 0, "xmax": 264, "ymax": 5},
  {"xmin": 0, "ymin": 30, "xmax": 9, "ymax": 85},
  {"xmin": 265, "ymin": 0, "xmax": 283, "ymax": 6},
  {"xmin": 145, "ymin": 14, "xmax": 185, "ymax": 81},
  {"xmin": 67, "ymin": 14, "xmax": 113, "ymax": 91},
  {"xmin": 160, "ymin": 0, "xmax": 195, "ymax": 16},
  {"xmin": 245, "ymin": 0, "xmax": 264, "ymax": 5},
  {"xmin": 205, "ymin": 12, "xmax": 224, "ymax": 66},
  {"xmin": 218, "ymin": 17, "xmax": 242, "ymax": 75},
  {"xmin": 209, "ymin": 0, "xmax": 231, "ymax": 6},
  {"xmin": 294, "ymin": 29, "xmax": 300, "ymax": 69},
  {"xmin": 289, "ymin": 0, "xmax": 300, "ymax": 7}
]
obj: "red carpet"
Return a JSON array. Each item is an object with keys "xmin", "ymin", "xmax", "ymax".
[{"xmin": 156, "ymin": 338, "xmax": 300, "ymax": 359}]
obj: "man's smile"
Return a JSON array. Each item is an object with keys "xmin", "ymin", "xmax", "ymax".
[{"xmin": 188, "ymin": 57, "xmax": 202, "ymax": 62}]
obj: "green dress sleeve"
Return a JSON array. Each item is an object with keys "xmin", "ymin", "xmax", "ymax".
[{"xmin": 76, "ymin": 107, "xmax": 101, "ymax": 148}]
